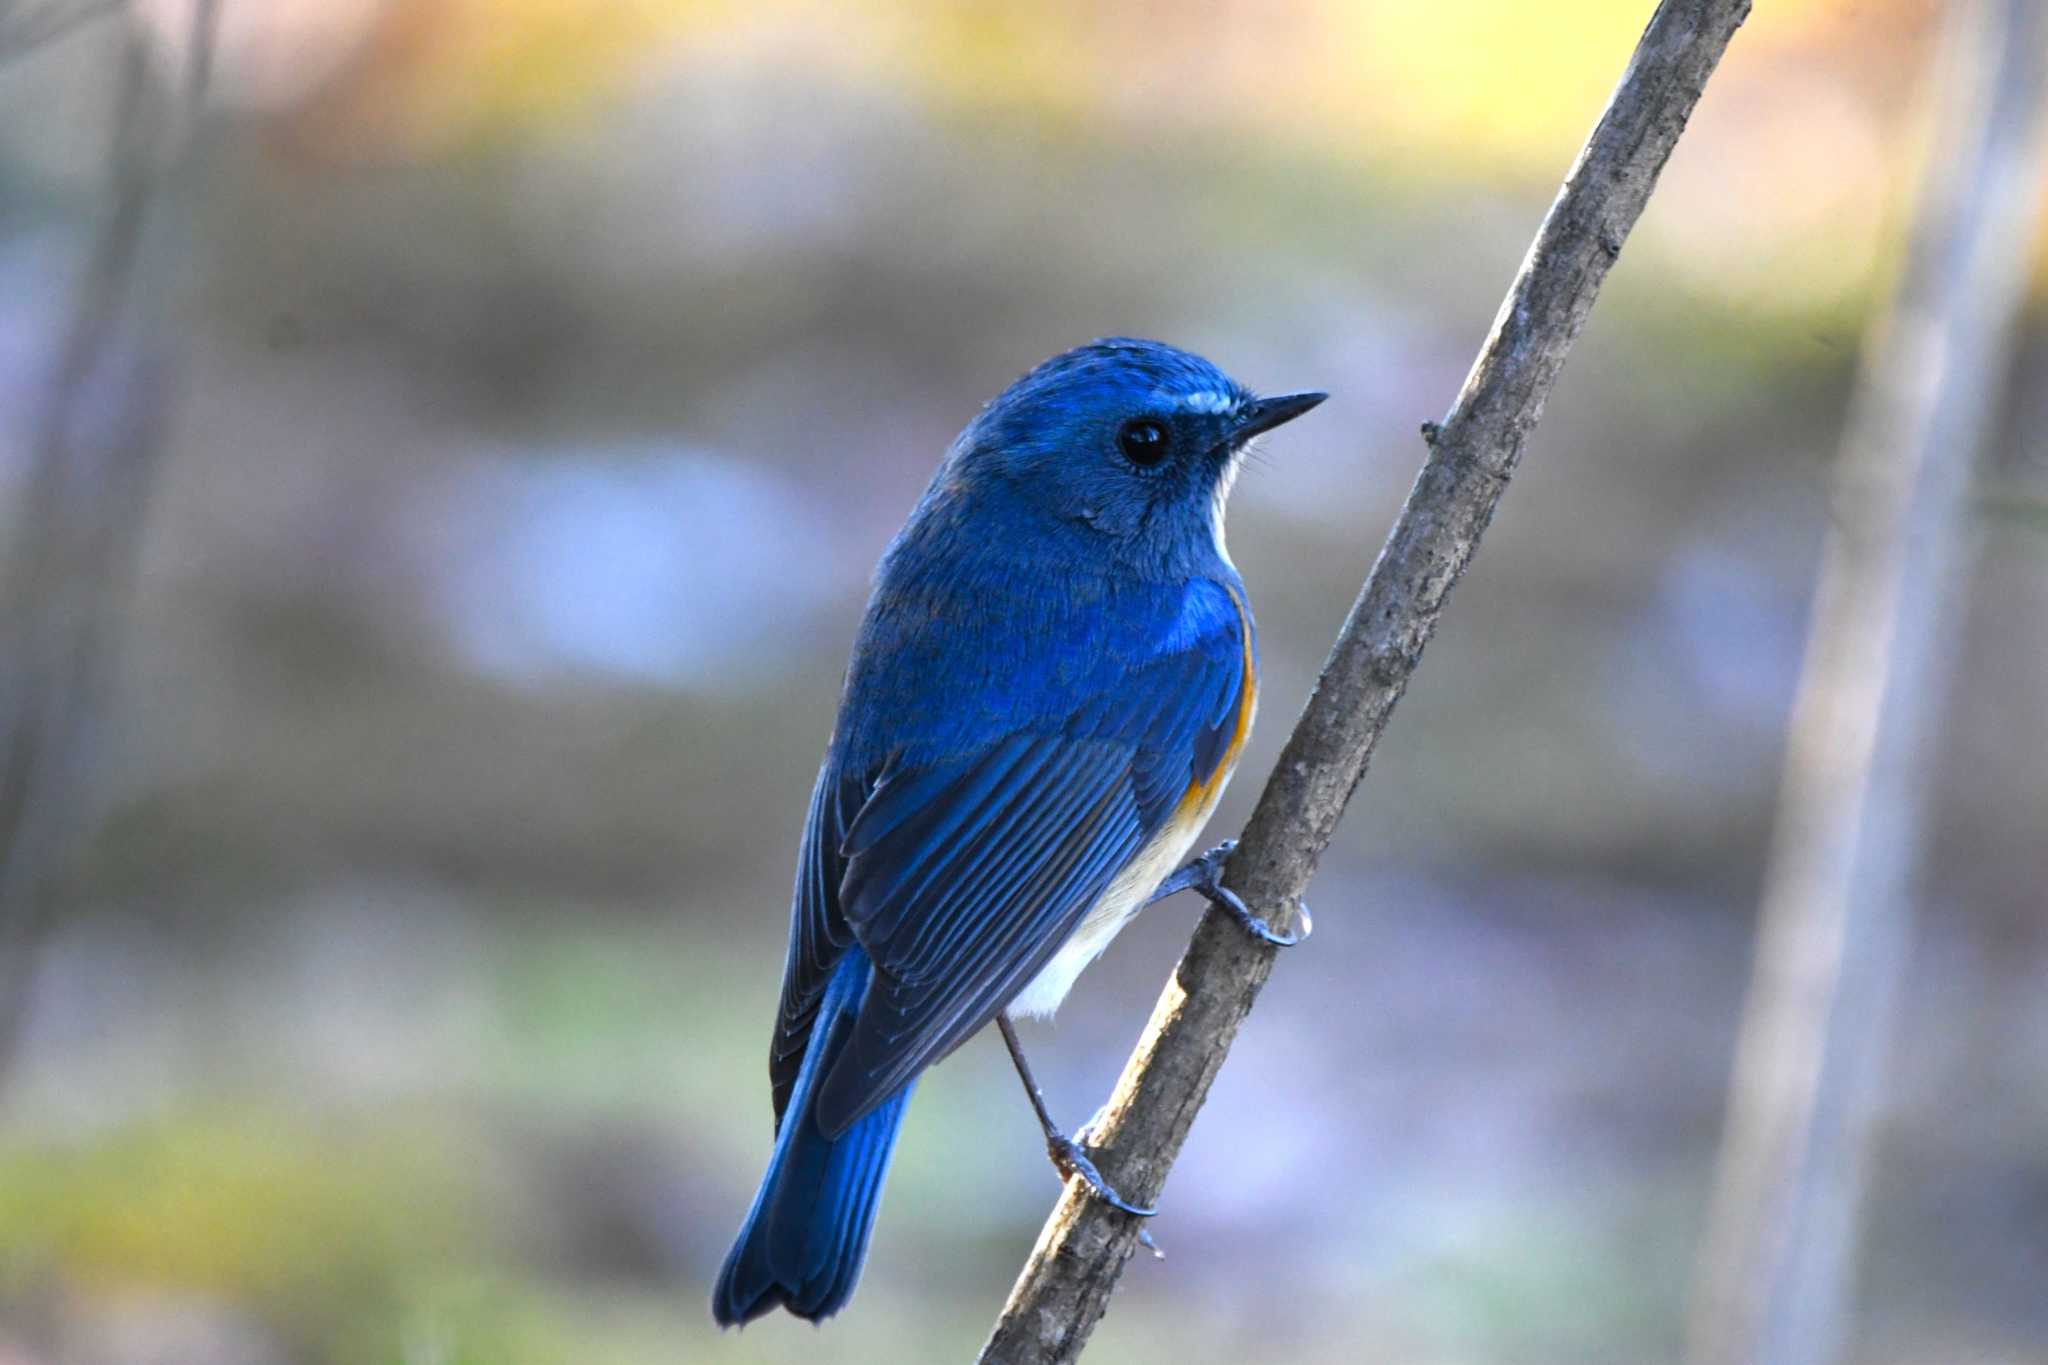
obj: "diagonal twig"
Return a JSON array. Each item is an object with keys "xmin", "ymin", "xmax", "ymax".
[{"xmin": 978, "ymin": 3, "xmax": 1754, "ymax": 1360}]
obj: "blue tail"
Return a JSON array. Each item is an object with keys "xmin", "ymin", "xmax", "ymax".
[{"xmin": 713, "ymin": 952, "xmax": 913, "ymax": 1325}]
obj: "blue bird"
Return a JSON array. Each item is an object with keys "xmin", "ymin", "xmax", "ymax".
[{"xmin": 712, "ymin": 338, "xmax": 1324, "ymax": 1326}]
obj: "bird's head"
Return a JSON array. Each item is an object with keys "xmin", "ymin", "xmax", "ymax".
[{"xmin": 947, "ymin": 338, "xmax": 1324, "ymax": 577}]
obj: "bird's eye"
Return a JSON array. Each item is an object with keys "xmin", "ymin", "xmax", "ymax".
[{"xmin": 1117, "ymin": 418, "xmax": 1171, "ymax": 468}]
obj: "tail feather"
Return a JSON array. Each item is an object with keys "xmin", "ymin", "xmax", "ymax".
[{"xmin": 714, "ymin": 952, "xmax": 912, "ymax": 1325}]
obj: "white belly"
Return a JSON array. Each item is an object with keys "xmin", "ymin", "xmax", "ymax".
[
  {"xmin": 1003, "ymin": 792, "xmax": 1224, "ymax": 1020},
  {"xmin": 1004, "ymin": 583, "xmax": 1257, "ymax": 1020}
]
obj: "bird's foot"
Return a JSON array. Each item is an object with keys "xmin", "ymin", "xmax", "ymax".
[
  {"xmin": 1070, "ymin": 1118, "xmax": 1164, "ymax": 1256},
  {"xmin": 1047, "ymin": 1131, "xmax": 1156, "ymax": 1219},
  {"xmin": 1154, "ymin": 840, "xmax": 1310, "ymax": 947}
]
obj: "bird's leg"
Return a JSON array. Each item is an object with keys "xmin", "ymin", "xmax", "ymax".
[
  {"xmin": 1144, "ymin": 839, "xmax": 1311, "ymax": 947},
  {"xmin": 997, "ymin": 1015, "xmax": 1157, "ymax": 1220}
]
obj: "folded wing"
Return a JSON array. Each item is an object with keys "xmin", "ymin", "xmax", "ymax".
[{"xmin": 773, "ymin": 588, "xmax": 1251, "ymax": 1139}]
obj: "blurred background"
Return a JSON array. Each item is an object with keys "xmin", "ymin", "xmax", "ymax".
[{"xmin": 1, "ymin": 1, "xmax": 2045, "ymax": 1362}]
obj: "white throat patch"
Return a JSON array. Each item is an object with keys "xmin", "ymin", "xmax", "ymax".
[{"xmin": 1210, "ymin": 447, "xmax": 1242, "ymax": 570}]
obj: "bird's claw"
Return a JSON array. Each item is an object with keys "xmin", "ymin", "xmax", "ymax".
[
  {"xmin": 1173, "ymin": 840, "xmax": 1311, "ymax": 947},
  {"xmin": 1047, "ymin": 1133, "xmax": 1156, "ymax": 1218},
  {"xmin": 1071, "ymin": 1117, "xmax": 1163, "ymax": 1254},
  {"xmin": 1208, "ymin": 879, "xmax": 1311, "ymax": 947}
]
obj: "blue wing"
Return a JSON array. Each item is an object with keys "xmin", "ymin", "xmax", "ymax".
[{"xmin": 769, "ymin": 582, "xmax": 1253, "ymax": 1140}]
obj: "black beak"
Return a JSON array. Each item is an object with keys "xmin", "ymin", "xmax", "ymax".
[{"xmin": 1232, "ymin": 391, "xmax": 1327, "ymax": 443}]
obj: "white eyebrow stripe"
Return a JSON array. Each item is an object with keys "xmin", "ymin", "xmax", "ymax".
[{"xmin": 1169, "ymin": 389, "xmax": 1242, "ymax": 415}]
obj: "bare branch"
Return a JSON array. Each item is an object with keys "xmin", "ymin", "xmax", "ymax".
[
  {"xmin": 1687, "ymin": 3, "xmax": 2048, "ymax": 1362},
  {"xmin": 977, "ymin": 3, "xmax": 1754, "ymax": 1360}
]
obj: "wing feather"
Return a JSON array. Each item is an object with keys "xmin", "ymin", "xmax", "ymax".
[{"xmin": 768, "ymin": 765, "xmax": 863, "ymax": 1126}]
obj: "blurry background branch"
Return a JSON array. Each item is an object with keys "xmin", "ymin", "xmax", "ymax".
[
  {"xmin": 1686, "ymin": 2, "xmax": 2048, "ymax": 1363},
  {"xmin": 977, "ymin": 2, "xmax": 1754, "ymax": 1361},
  {"xmin": 0, "ymin": 0, "xmax": 124, "ymax": 70},
  {"xmin": 0, "ymin": 0, "xmax": 217, "ymax": 1093}
]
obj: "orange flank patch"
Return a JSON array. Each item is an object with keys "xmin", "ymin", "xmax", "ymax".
[{"xmin": 1177, "ymin": 588, "xmax": 1257, "ymax": 821}]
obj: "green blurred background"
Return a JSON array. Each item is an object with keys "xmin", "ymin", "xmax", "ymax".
[{"xmin": 2, "ymin": 1, "xmax": 2045, "ymax": 1361}]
